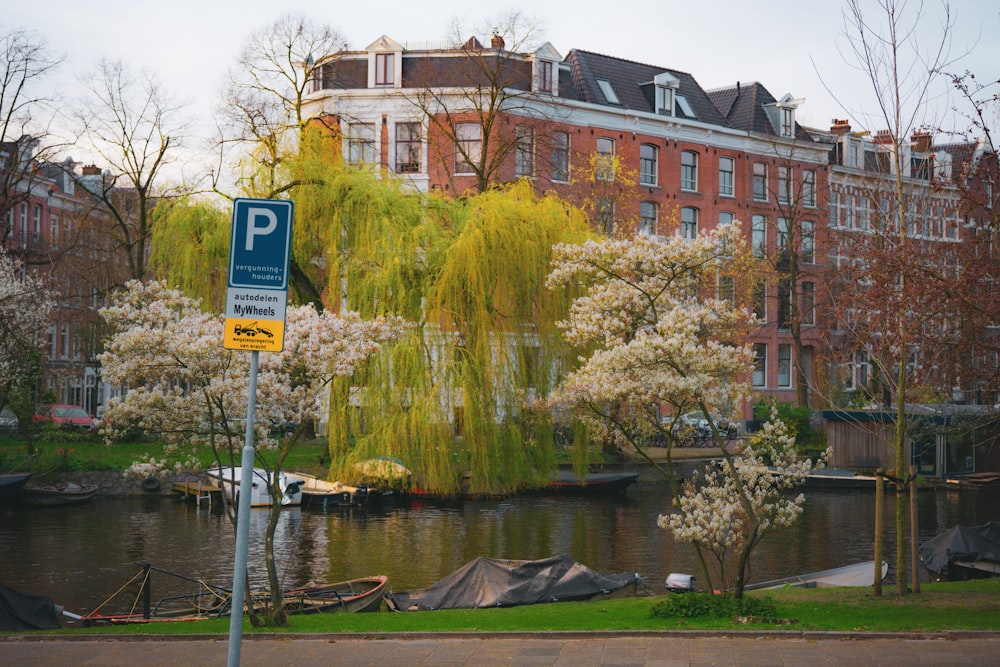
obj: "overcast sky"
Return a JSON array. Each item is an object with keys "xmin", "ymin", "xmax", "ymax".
[{"xmin": 7, "ymin": 0, "xmax": 999, "ymax": 163}]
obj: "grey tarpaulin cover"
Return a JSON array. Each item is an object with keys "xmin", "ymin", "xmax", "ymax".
[
  {"xmin": 385, "ymin": 554, "xmax": 640, "ymax": 611},
  {"xmin": 0, "ymin": 583, "xmax": 61, "ymax": 631},
  {"xmin": 918, "ymin": 521, "xmax": 1000, "ymax": 579}
]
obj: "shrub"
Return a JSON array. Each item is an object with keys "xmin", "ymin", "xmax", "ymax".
[{"xmin": 650, "ymin": 593, "xmax": 777, "ymax": 619}]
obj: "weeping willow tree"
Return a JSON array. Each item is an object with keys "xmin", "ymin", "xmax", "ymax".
[
  {"xmin": 324, "ymin": 179, "xmax": 594, "ymax": 496},
  {"xmin": 149, "ymin": 200, "xmax": 231, "ymax": 311}
]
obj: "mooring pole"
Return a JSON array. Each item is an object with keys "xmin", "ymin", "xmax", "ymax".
[
  {"xmin": 227, "ymin": 350, "xmax": 259, "ymax": 667},
  {"xmin": 910, "ymin": 466, "xmax": 920, "ymax": 594},
  {"xmin": 874, "ymin": 469, "xmax": 884, "ymax": 596}
]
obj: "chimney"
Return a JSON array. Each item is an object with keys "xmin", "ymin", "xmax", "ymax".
[
  {"xmin": 911, "ymin": 130, "xmax": 932, "ymax": 153},
  {"xmin": 81, "ymin": 164, "xmax": 101, "ymax": 175},
  {"xmin": 873, "ymin": 130, "xmax": 895, "ymax": 145},
  {"xmin": 491, "ymin": 32, "xmax": 505, "ymax": 50},
  {"xmin": 830, "ymin": 119, "xmax": 851, "ymax": 135}
]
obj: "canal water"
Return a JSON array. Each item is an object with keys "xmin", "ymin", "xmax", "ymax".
[{"xmin": 2, "ymin": 481, "xmax": 998, "ymax": 619}]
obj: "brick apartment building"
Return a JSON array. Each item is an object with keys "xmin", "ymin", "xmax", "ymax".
[
  {"xmin": 2, "ymin": 138, "xmax": 125, "ymax": 416},
  {"xmin": 302, "ymin": 35, "xmax": 843, "ymax": 419}
]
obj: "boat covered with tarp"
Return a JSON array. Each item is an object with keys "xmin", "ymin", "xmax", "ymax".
[
  {"xmin": 0, "ymin": 583, "xmax": 63, "ymax": 630},
  {"xmin": 919, "ymin": 522, "xmax": 1000, "ymax": 580},
  {"xmin": 385, "ymin": 554, "xmax": 640, "ymax": 611}
]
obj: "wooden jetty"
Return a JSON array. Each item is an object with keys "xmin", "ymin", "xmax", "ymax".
[{"xmin": 173, "ymin": 479, "xmax": 222, "ymax": 507}]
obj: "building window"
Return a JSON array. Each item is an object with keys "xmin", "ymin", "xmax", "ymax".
[
  {"xmin": 395, "ymin": 122, "xmax": 421, "ymax": 173},
  {"xmin": 829, "ymin": 192, "xmax": 841, "ymax": 227},
  {"xmin": 753, "ymin": 162, "xmax": 768, "ymax": 201},
  {"xmin": 537, "ymin": 60, "xmax": 554, "ymax": 93},
  {"xmin": 346, "ymin": 122, "xmax": 375, "ymax": 165},
  {"xmin": 753, "ymin": 343, "xmax": 767, "ymax": 387},
  {"xmin": 656, "ymin": 86, "xmax": 674, "ymax": 116},
  {"xmin": 719, "ymin": 157, "xmax": 734, "ymax": 197},
  {"xmin": 19, "ymin": 204, "xmax": 27, "ymax": 244},
  {"xmin": 375, "ymin": 52, "xmax": 394, "ymax": 86},
  {"xmin": 50, "ymin": 215, "xmax": 59, "ymax": 250},
  {"xmin": 777, "ymin": 217, "xmax": 789, "ymax": 250},
  {"xmin": 801, "ymin": 220, "xmax": 815, "ymax": 263},
  {"xmin": 752, "ymin": 214, "xmax": 766, "ymax": 257},
  {"xmin": 781, "ymin": 107, "xmax": 794, "ymax": 137},
  {"xmin": 639, "ymin": 144, "xmax": 658, "ymax": 186},
  {"xmin": 515, "ymin": 126, "xmax": 534, "ymax": 178},
  {"xmin": 596, "ymin": 79, "xmax": 620, "ymax": 104},
  {"xmin": 639, "ymin": 201, "xmax": 658, "ymax": 237},
  {"xmin": 681, "ymin": 151, "xmax": 698, "ymax": 191},
  {"xmin": 777, "ymin": 280, "xmax": 792, "ymax": 329},
  {"xmin": 778, "ymin": 166, "xmax": 791, "ymax": 204},
  {"xmin": 596, "ymin": 197, "xmax": 615, "ymax": 235},
  {"xmin": 596, "ymin": 137, "xmax": 615, "ymax": 182},
  {"xmin": 33, "ymin": 205, "xmax": 42, "ymax": 243},
  {"xmin": 778, "ymin": 344, "xmax": 792, "ymax": 387},
  {"xmin": 551, "ymin": 131, "xmax": 569, "ymax": 182},
  {"xmin": 718, "ymin": 274, "xmax": 735, "ymax": 306},
  {"xmin": 455, "ymin": 122, "xmax": 481, "ymax": 174},
  {"xmin": 752, "ymin": 280, "xmax": 767, "ymax": 321},
  {"xmin": 802, "ymin": 281, "xmax": 815, "ymax": 325},
  {"xmin": 803, "ymin": 170, "xmax": 816, "ymax": 207},
  {"xmin": 680, "ymin": 207, "xmax": 698, "ymax": 240}
]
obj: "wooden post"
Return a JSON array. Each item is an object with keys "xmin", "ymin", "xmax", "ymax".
[
  {"xmin": 910, "ymin": 466, "xmax": 920, "ymax": 594},
  {"xmin": 874, "ymin": 469, "xmax": 884, "ymax": 596}
]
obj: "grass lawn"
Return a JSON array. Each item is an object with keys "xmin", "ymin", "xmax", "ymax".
[
  {"xmin": 24, "ymin": 577, "xmax": 1000, "ymax": 636},
  {"xmin": 0, "ymin": 431, "xmax": 331, "ymax": 477}
]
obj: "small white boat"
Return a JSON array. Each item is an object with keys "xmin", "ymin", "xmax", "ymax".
[
  {"xmin": 744, "ymin": 560, "xmax": 888, "ymax": 591},
  {"xmin": 296, "ymin": 473, "xmax": 374, "ymax": 509},
  {"xmin": 205, "ymin": 466, "xmax": 305, "ymax": 507}
]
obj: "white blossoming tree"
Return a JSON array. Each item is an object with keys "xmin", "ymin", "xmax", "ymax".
[
  {"xmin": 0, "ymin": 248, "xmax": 52, "ymax": 450},
  {"xmin": 660, "ymin": 412, "xmax": 826, "ymax": 598},
  {"xmin": 99, "ymin": 280, "xmax": 406, "ymax": 625},
  {"xmin": 547, "ymin": 228, "xmax": 823, "ymax": 596},
  {"xmin": 546, "ymin": 226, "xmax": 753, "ymax": 477}
]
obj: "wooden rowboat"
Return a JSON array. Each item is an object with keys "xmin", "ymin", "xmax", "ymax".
[{"xmin": 19, "ymin": 482, "xmax": 98, "ymax": 507}]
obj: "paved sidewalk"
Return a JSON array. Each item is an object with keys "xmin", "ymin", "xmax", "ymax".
[{"xmin": 3, "ymin": 632, "xmax": 998, "ymax": 666}]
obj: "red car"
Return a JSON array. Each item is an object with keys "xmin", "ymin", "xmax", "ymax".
[{"xmin": 32, "ymin": 404, "xmax": 96, "ymax": 431}]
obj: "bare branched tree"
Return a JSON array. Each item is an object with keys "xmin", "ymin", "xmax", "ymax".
[
  {"xmin": 218, "ymin": 13, "xmax": 348, "ymax": 199},
  {"xmin": 406, "ymin": 12, "xmax": 554, "ymax": 193},
  {"xmin": 73, "ymin": 58, "xmax": 189, "ymax": 282},
  {"xmin": 0, "ymin": 28, "xmax": 64, "ymax": 242},
  {"xmin": 837, "ymin": 0, "xmax": 959, "ymax": 595}
]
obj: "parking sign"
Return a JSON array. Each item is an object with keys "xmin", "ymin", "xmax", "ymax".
[
  {"xmin": 228, "ymin": 198, "xmax": 294, "ymax": 290},
  {"xmin": 225, "ymin": 198, "xmax": 293, "ymax": 352}
]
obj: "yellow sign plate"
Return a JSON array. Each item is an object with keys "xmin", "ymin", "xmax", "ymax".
[{"xmin": 224, "ymin": 317, "xmax": 285, "ymax": 352}]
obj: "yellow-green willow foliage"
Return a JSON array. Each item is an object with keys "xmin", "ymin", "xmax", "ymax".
[
  {"xmin": 149, "ymin": 200, "xmax": 231, "ymax": 311},
  {"xmin": 325, "ymin": 178, "xmax": 594, "ymax": 496}
]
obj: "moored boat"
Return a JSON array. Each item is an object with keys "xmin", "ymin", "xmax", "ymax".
[
  {"xmin": 546, "ymin": 470, "xmax": 640, "ymax": 494},
  {"xmin": 744, "ymin": 560, "xmax": 888, "ymax": 591},
  {"xmin": 919, "ymin": 522, "xmax": 1000, "ymax": 581},
  {"xmin": 205, "ymin": 466, "xmax": 305, "ymax": 507},
  {"xmin": 19, "ymin": 482, "xmax": 98, "ymax": 507},
  {"xmin": 0, "ymin": 472, "xmax": 31, "ymax": 503},
  {"xmin": 82, "ymin": 564, "xmax": 388, "ymax": 625},
  {"xmin": 297, "ymin": 472, "xmax": 375, "ymax": 509}
]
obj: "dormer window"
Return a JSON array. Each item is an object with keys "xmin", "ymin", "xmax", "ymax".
[
  {"xmin": 366, "ymin": 35, "xmax": 403, "ymax": 89},
  {"xmin": 654, "ymin": 72, "xmax": 679, "ymax": 116},
  {"xmin": 770, "ymin": 94, "xmax": 803, "ymax": 138},
  {"xmin": 538, "ymin": 60, "xmax": 554, "ymax": 93},
  {"xmin": 375, "ymin": 53, "xmax": 394, "ymax": 86},
  {"xmin": 532, "ymin": 43, "xmax": 562, "ymax": 95}
]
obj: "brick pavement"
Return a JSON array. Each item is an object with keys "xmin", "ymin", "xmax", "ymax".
[{"xmin": 2, "ymin": 632, "xmax": 998, "ymax": 666}]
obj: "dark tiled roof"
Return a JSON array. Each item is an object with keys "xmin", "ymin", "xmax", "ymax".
[
  {"xmin": 707, "ymin": 82, "xmax": 813, "ymax": 140},
  {"xmin": 562, "ymin": 49, "xmax": 730, "ymax": 126}
]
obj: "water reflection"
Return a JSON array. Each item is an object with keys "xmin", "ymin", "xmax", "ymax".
[{"xmin": 2, "ymin": 482, "xmax": 998, "ymax": 617}]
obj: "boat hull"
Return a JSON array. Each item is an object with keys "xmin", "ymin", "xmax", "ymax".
[
  {"xmin": 19, "ymin": 483, "xmax": 98, "ymax": 507},
  {"xmin": 744, "ymin": 560, "xmax": 888, "ymax": 591}
]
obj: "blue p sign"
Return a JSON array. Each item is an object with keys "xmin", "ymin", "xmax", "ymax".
[{"xmin": 228, "ymin": 198, "xmax": 294, "ymax": 290}]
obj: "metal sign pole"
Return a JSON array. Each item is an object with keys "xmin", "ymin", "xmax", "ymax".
[{"xmin": 227, "ymin": 349, "xmax": 259, "ymax": 667}]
